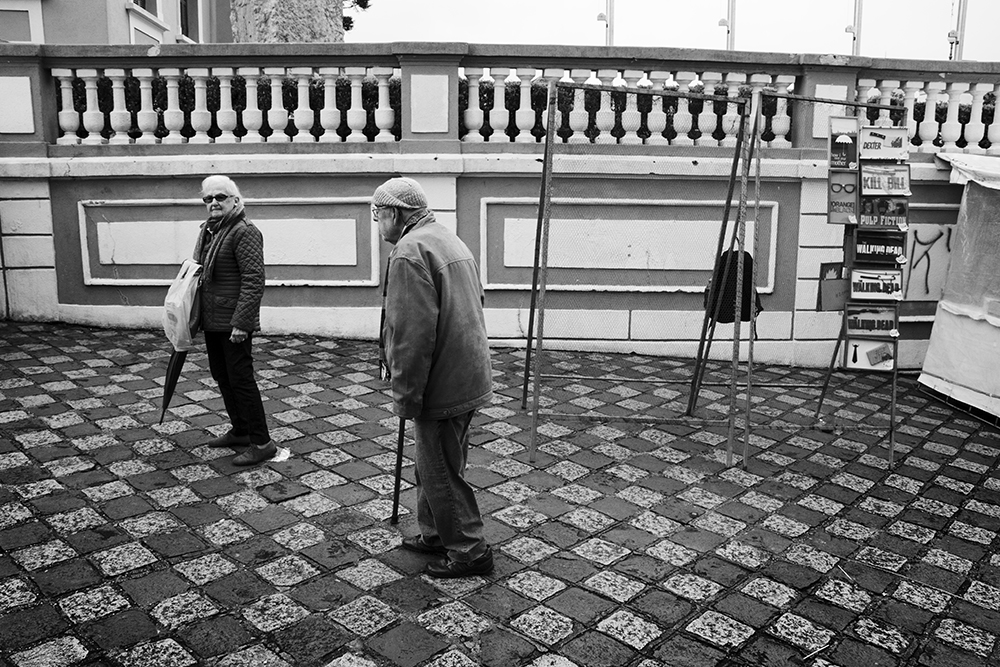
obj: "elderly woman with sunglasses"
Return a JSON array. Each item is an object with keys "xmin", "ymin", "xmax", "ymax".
[{"xmin": 192, "ymin": 175, "xmax": 275, "ymax": 465}]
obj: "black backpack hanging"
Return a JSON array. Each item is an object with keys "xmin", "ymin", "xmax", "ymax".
[{"xmin": 704, "ymin": 250, "xmax": 763, "ymax": 324}]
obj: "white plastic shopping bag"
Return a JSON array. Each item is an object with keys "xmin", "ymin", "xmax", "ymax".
[{"xmin": 163, "ymin": 259, "xmax": 202, "ymax": 351}]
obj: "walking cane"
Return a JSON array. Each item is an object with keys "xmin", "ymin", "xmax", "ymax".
[{"xmin": 390, "ymin": 417, "xmax": 405, "ymax": 525}]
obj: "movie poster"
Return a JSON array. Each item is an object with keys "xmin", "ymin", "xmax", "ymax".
[
  {"xmin": 829, "ymin": 116, "xmax": 860, "ymax": 169},
  {"xmin": 845, "ymin": 303, "xmax": 898, "ymax": 336},
  {"xmin": 828, "ymin": 170, "xmax": 859, "ymax": 224},
  {"xmin": 850, "ymin": 268, "xmax": 903, "ymax": 301},
  {"xmin": 859, "ymin": 197, "xmax": 908, "ymax": 229},
  {"xmin": 844, "ymin": 337, "xmax": 896, "ymax": 371},
  {"xmin": 861, "ymin": 163, "xmax": 911, "ymax": 196},
  {"xmin": 859, "ymin": 126, "xmax": 909, "ymax": 161},
  {"xmin": 853, "ymin": 230, "xmax": 906, "ymax": 264}
]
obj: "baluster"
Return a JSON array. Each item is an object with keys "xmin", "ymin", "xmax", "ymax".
[
  {"xmin": 238, "ymin": 67, "xmax": 263, "ymax": 143},
  {"xmin": 534, "ymin": 67, "xmax": 561, "ymax": 142},
  {"xmin": 52, "ymin": 69, "xmax": 81, "ymax": 145},
  {"xmin": 645, "ymin": 70, "xmax": 671, "ymax": 146},
  {"xmin": 317, "ymin": 67, "xmax": 340, "ymax": 142},
  {"xmin": 964, "ymin": 83, "xmax": 991, "ymax": 154},
  {"xmin": 160, "ymin": 68, "xmax": 185, "ymax": 144},
  {"xmin": 719, "ymin": 72, "xmax": 746, "ymax": 148},
  {"xmin": 769, "ymin": 74, "xmax": 794, "ymax": 148},
  {"xmin": 875, "ymin": 79, "xmax": 899, "ymax": 127},
  {"xmin": 670, "ymin": 71, "xmax": 695, "ymax": 146},
  {"xmin": 593, "ymin": 69, "xmax": 617, "ymax": 144},
  {"xmin": 104, "ymin": 69, "xmax": 130, "ymax": 144},
  {"xmin": 373, "ymin": 67, "xmax": 395, "ymax": 143},
  {"xmin": 186, "ymin": 68, "xmax": 211, "ymax": 144},
  {"xmin": 918, "ymin": 81, "xmax": 945, "ymax": 153},
  {"xmin": 265, "ymin": 67, "xmax": 289, "ymax": 143},
  {"xmin": 901, "ymin": 80, "xmax": 922, "ymax": 147},
  {"xmin": 747, "ymin": 73, "xmax": 770, "ymax": 138},
  {"xmin": 940, "ymin": 81, "xmax": 969, "ymax": 153},
  {"xmin": 344, "ymin": 67, "xmax": 367, "ymax": 143},
  {"xmin": 488, "ymin": 67, "xmax": 509, "ymax": 142},
  {"xmin": 567, "ymin": 68, "xmax": 591, "ymax": 144},
  {"xmin": 856, "ymin": 77, "xmax": 877, "ymax": 124},
  {"xmin": 78, "ymin": 69, "xmax": 104, "ymax": 145},
  {"xmin": 988, "ymin": 84, "xmax": 1000, "ymax": 155},
  {"xmin": 462, "ymin": 67, "xmax": 485, "ymax": 142},
  {"xmin": 620, "ymin": 69, "xmax": 643, "ymax": 145},
  {"xmin": 212, "ymin": 67, "xmax": 238, "ymax": 144},
  {"xmin": 290, "ymin": 67, "xmax": 315, "ymax": 143},
  {"xmin": 513, "ymin": 68, "xmax": 536, "ymax": 143},
  {"xmin": 695, "ymin": 71, "xmax": 722, "ymax": 147},
  {"xmin": 132, "ymin": 68, "xmax": 157, "ymax": 144}
]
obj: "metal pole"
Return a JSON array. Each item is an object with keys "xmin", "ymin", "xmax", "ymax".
[
  {"xmin": 521, "ymin": 81, "xmax": 560, "ymax": 409},
  {"xmin": 852, "ymin": 0, "xmax": 863, "ymax": 56},
  {"xmin": 687, "ymin": 102, "xmax": 750, "ymax": 416},
  {"xmin": 606, "ymin": 0, "xmax": 615, "ymax": 47},
  {"xmin": 727, "ymin": 0, "xmax": 736, "ymax": 51},
  {"xmin": 742, "ymin": 100, "xmax": 764, "ymax": 469},
  {"xmin": 955, "ymin": 0, "xmax": 968, "ymax": 61},
  {"xmin": 527, "ymin": 81, "xmax": 560, "ymax": 463},
  {"xmin": 390, "ymin": 417, "xmax": 405, "ymax": 525}
]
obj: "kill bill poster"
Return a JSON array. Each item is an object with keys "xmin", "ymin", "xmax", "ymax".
[
  {"xmin": 845, "ymin": 303, "xmax": 898, "ymax": 336},
  {"xmin": 859, "ymin": 197, "xmax": 908, "ymax": 229},
  {"xmin": 861, "ymin": 163, "xmax": 911, "ymax": 197},
  {"xmin": 850, "ymin": 268, "xmax": 903, "ymax": 301},
  {"xmin": 828, "ymin": 170, "xmax": 859, "ymax": 224}
]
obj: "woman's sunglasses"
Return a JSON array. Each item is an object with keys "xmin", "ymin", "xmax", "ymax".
[{"xmin": 202, "ymin": 194, "xmax": 232, "ymax": 203}]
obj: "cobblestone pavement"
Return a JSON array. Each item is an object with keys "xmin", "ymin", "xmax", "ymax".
[{"xmin": 1, "ymin": 321, "xmax": 999, "ymax": 667}]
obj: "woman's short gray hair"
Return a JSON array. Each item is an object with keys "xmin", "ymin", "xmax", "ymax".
[{"xmin": 201, "ymin": 175, "xmax": 242, "ymax": 199}]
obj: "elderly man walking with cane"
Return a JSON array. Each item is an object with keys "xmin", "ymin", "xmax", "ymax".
[{"xmin": 374, "ymin": 177, "xmax": 494, "ymax": 578}]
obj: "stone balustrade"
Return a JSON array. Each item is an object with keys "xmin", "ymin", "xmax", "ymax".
[
  {"xmin": 0, "ymin": 43, "xmax": 993, "ymax": 153},
  {"xmin": 51, "ymin": 65, "xmax": 400, "ymax": 145}
]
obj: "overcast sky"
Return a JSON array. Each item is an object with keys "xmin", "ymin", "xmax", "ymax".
[{"xmin": 346, "ymin": 0, "xmax": 998, "ymax": 63}]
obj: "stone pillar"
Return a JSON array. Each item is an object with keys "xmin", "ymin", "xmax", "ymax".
[
  {"xmin": 395, "ymin": 43, "xmax": 466, "ymax": 153},
  {"xmin": 0, "ymin": 180, "xmax": 58, "ymax": 321},
  {"xmin": 789, "ymin": 66, "xmax": 861, "ymax": 151}
]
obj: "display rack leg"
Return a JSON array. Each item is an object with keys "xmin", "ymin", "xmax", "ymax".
[{"xmin": 814, "ymin": 325, "xmax": 846, "ymax": 423}]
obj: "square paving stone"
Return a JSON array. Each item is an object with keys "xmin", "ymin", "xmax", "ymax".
[
  {"xmin": 289, "ymin": 573, "xmax": 360, "ymax": 611},
  {"xmin": 653, "ymin": 634, "xmax": 727, "ymax": 667},
  {"xmin": 561, "ymin": 630, "xmax": 635, "ymax": 667},
  {"xmin": 31, "ymin": 558, "xmax": 102, "ymax": 596},
  {"xmin": 0, "ymin": 603, "xmax": 69, "ymax": 650},
  {"xmin": 144, "ymin": 530, "xmax": 207, "ymax": 558},
  {"xmin": 177, "ymin": 615, "xmax": 253, "ymax": 658},
  {"xmin": 736, "ymin": 636, "xmax": 807, "ymax": 667},
  {"xmin": 378, "ymin": 576, "xmax": 448, "ymax": 614},
  {"xmin": 64, "ymin": 525, "xmax": 132, "ymax": 554},
  {"xmin": 368, "ymin": 621, "xmax": 448, "ymax": 667},
  {"xmin": 82, "ymin": 608, "xmax": 159, "ymax": 650},
  {"xmin": 224, "ymin": 534, "xmax": 288, "ymax": 566},
  {"xmin": 204, "ymin": 571, "xmax": 274, "ymax": 607},
  {"xmin": 120, "ymin": 569, "xmax": 189, "ymax": 607},
  {"xmin": 465, "ymin": 583, "xmax": 535, "ymax": 621},
  {"xmin": 275, "ymin": 614, "xmax": 350, "ymax": 665},
  {"xmin": 714, "ymin": 592, "xmax": 781, "ymax": 627},
  {"xmin": 829, "ymin": 637, "xmax": 898, "ymax": 667},
  {"xmin": 101, "ymin": 496, "xmax": 155, "ymax": 520}
]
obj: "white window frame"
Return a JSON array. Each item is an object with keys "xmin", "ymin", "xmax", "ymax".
[
  {"xmin": 0, "ymin": 0, "xmax": 45, "ymax": 43},
  {"xmin": 125, "ymin": 1, "xmax": 171, "ymax": 45}
]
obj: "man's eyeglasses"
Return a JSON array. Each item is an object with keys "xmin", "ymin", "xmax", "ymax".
[{"xmin": 203, "ymin": 193, "xmax": 232, "ymax": 204}]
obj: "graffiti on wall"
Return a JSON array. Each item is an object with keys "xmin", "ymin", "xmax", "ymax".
[{"xmin": 903, "ymin": 224, "xmax": 953, "ymax": 302}]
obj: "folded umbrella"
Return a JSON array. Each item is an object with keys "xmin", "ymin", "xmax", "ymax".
[{"xmin": 159, "ymin": 348, "xmax": 189, "ymax": 424}]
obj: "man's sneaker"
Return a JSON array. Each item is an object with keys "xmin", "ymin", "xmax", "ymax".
[
  {"xmin": 232, "ymin": 441, "xmax": 277, "ymax": 466},
  {"xmin": 401, "ymin": 535, "xmax": 448, "ymax": 556},
  {"xmin": 425, "ymin": 546, "xmax": 494, "ymax": 578},
  {"xmin": 207, "ymin": 431, "xmax": 251, "ymax": 448}
]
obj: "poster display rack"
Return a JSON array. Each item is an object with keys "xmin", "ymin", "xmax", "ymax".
[{"xmin": 813, "ymin": 110, "xmax": 912, "ymax": 462}]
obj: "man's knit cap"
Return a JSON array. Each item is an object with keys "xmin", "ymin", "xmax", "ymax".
[{"xmin": 372, "ymin": 177, "xmax": 429, "ymax": 209}]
